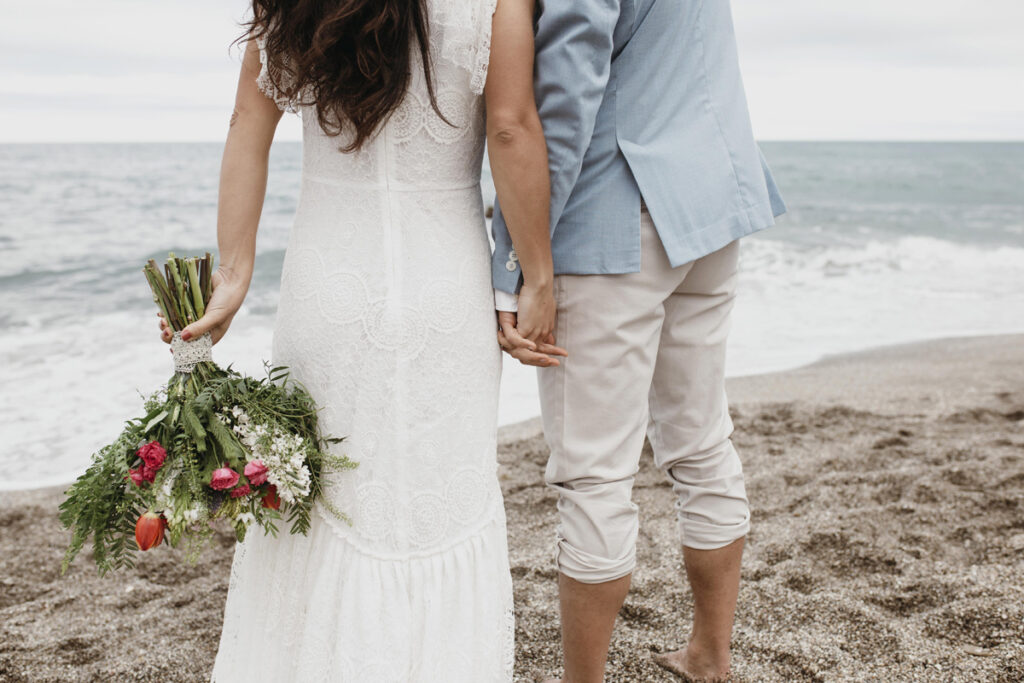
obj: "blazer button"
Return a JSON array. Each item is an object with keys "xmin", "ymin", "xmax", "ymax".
[
  {"xmin": 509, "ymin": 249, "xmax": 518, "ymax": 262},
  {"xmin": 505, "ymin": 260, "xmax": 517, "ymax": 272}
]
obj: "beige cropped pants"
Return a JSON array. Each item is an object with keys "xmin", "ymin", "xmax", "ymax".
[{"xmin": 538, "ymin": 209, "xmax": 750, "ymax": 584}]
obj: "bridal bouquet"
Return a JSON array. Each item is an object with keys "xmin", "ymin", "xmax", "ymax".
[{"xmin": 59, "ymin": 253, "xmax": 355, "ymax": 575}]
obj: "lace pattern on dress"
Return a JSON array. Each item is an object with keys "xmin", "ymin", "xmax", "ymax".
[
  {"xmin": 254, "ymin": 34, "xmax": 303, "ymax": 114},
  {"xmin": 431, "ymin": 0, "xmax": 499, "ymax": 94}
]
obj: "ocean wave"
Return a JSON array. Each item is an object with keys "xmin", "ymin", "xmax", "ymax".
[
  {"xmin": 3, "ymin": 141, "xmax": 1024, "ymax": 489},
  {"xmin": 741, "ymin": 234, "xmax": 1024, "ymax": 282}
]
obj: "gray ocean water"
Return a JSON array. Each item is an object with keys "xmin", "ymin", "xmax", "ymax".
[{"xmin": 1, "ymin": 142, "xmax": 1023, "ymax": 489}]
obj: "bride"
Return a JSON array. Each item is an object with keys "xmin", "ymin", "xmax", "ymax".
[{"xmin": 158, "ymin": 0, "xmax": 562, "ymax": 679}]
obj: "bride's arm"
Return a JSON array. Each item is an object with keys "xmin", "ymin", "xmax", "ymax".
[
  {"xmin": 485, "ymin": 0, "xmax": 564, "ymax": 364},
  {"xmin": 160, "ymin": 39, "xmax": 283, "ymax": 345}
]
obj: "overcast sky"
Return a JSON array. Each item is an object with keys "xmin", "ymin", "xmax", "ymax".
[{"xmin": 2, "ymin": 0, "xmax": 1022, "ymax": 142}]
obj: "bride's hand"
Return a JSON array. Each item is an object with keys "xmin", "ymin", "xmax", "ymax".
[{"xmin": 157, "ymin": 267, "xmax": 248, "ymax": 345}]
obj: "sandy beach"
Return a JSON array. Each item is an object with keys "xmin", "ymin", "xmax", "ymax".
[{"xmin": 2, "ymin": 334, "xmax": 1022, "ymax": 682}]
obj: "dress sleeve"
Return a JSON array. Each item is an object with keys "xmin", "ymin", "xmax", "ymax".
[
  {"xmin": 469, "ymin": 0, "xmax": 499, "ymax": 95},
  {"xmin": 434, "ymin": 0, "xmax": 499, "ymax": 95},
  {"xmin": 254, "ymin": 34, "xmax": 301, "ymax": 114}
]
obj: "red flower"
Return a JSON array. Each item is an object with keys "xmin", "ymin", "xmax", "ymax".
[
  {"xmin": 230, "ymin": 484, "xmax": 251, "ymax": 499},
  {"xmin": 210, "ymin": 464, "xmax": 240, "ymax": 490},
  {"xmin": 137, "ymin": 440, "xmax": 167, "ymax": 471},
  {"xmin": 127, "ymin": 467, "xmax": 145, "ymax": 487},
  {"xmin": 243, "ymin": 460, "xmax": 268, "ymax": 486},
  {"xmin": 135, "ymin": 511, "xmax": 166, "ymax": 551},
  {"xmin": 261, "ymin": 485, "xmax": 281, "ymax": 510}
]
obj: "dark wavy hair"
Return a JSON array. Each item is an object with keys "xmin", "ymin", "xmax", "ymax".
[{"xmin": 244, "ymin": 0, "xmax": 449, "ymax": 152}]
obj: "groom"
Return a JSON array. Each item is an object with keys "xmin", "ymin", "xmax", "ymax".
[{"xmin": 492, "ymin": 0, "xmax": 785, "ymax": 680}]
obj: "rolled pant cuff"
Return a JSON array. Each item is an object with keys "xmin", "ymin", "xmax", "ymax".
[
  {"xmin": 678, "ymin": 515, "xmax": 750, "ymax": 551},
  {"xmin": 555, "ymin": 539, "xmax": 636, "ymax": 584}
]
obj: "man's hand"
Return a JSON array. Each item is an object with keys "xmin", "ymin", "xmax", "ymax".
[
  {"xmin": 515, "ymin": 281, "xmax": 557, "ymax": 344},
  {"xmin": 497, "ymin": 310, "xmax": 568, "ymax": 367}
]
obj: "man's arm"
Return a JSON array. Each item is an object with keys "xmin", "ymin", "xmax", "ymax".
[
  {"xmin": 490, "ymin": 0, "xmax": 621, "ymax": 299},
  {"xmin": 534, "ymin": 0, "xmax": 621, "ymax": 229},
  {"xmin": 486, "ymin": 0, "xmax": 556, "ymax": 349}
]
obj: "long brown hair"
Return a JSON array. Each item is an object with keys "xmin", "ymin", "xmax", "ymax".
[{"xmin": 244, "ymin": 0, "xmax": 448, "ymax": 152}]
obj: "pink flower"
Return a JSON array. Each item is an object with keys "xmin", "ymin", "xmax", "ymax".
[
  {"xmin": 141, "ymin": 463, "xmax": 158, "ymax": 483},
  {"xmin": 210, "ymin": 464, "xmax": 240, "ymax": 491},
  {"xmin": 230, "ymin": 484, "xmax": 251, "ymax": 499},
  {"xmin": 243, "ymin": 460, "xmax": 268, "ymax": 486},
  {"xmin": 137, "ymin": 441, "xmax": 167, "ymax": 471},
  {"xmin": 127, "ymin": 467, "xmax": 145, "ymax": 487}
]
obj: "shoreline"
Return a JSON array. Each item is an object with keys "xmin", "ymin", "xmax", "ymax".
[{"xmin": 7, "ymin": 331, "xmax": 1024, "ymax": 494}]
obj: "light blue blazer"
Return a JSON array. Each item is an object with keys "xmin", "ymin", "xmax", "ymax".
[{"xmin": 492, "ymin": 0, "xmax": 786, "ymax": 293}]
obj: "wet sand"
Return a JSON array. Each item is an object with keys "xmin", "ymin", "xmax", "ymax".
[{"xmin": 2, "ymin": 335, "xmax": 1022, "ymax": 681}]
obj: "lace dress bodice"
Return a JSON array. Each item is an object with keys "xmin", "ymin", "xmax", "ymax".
[{"xmin": 258, "ymin": 0, "xmax": 493, "ymax": 193}]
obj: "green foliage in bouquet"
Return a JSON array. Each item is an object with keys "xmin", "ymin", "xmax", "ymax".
[{"xmin": 59, "ymin": 254, "xmax": 356, "ymax": 576}]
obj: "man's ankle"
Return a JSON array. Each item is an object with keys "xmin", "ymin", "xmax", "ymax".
[{"xmin": 683, "ymin": 640, "xmax": 731, "ymax": 676}]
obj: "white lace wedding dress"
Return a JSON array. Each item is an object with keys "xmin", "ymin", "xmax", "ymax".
[{"xmin": 210, "ymin": 2, "xmax": 513, "ymax": 681}]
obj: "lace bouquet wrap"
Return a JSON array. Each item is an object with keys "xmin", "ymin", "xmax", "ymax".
[{"xmin": 59, "ymin": 253, "xmax": 355, "ymax": 575}]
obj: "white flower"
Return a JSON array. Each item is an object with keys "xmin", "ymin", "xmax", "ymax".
[
  {"xmin": 152, "ymin": 462, "xmax": 182, "ymax": 517},
  {"xmin": 183, "ymin": 503, "xmax": 205, "ymax": 524},
  {"xmin": 160, "ymin": 473, "xmax": 175, "ymax": 498},
  {"xmin": 227, "ymin": 419, "xmax": 312, "ymax": 505},
  {"xmin": 227, "ymin": 405, "xmax": 252, "ymax": 426},
  {"xmin": 236, "ymin": 511, "xmax": 256, "ymax": 528}
]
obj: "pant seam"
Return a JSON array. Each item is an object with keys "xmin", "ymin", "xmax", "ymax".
[
  {"xmin": 548, "ymin": 276, "xmax": 570, "ymax": 577},
  {"xmin": 555, "ymin": 276, "xmax": 568, "ymax": 458}
]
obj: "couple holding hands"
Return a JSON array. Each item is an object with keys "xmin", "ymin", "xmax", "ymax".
[{"xmin": 169, "ymin": 1, "xmax": 783, "ymax": 680}]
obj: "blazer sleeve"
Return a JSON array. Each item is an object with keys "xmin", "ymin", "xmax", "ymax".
[
  {"xmin": 490, "ymin": 0, "xmax": 621, "ymax": 294},
  {"xmin": 534, "ymin": 0, "xmax": 620, "ymax": 228}
]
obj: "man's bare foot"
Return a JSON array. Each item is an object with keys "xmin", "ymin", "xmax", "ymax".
[{"xmin": 653, "ymin": 646, "xmax": 732, "ymax": 682}]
